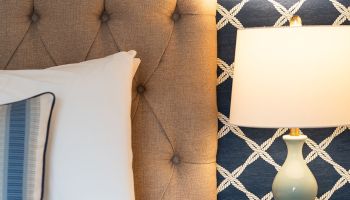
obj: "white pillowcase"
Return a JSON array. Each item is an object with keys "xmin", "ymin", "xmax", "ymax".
[{"xmin": 0, "ymin": 51, "xmax": 140, "ymax": 200}]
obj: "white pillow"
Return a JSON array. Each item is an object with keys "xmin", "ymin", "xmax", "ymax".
[{"xmin": 0, "ymin": 51, "xmax": 140, "ymax": 200}]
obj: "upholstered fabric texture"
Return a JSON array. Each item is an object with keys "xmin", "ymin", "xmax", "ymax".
[
  {"xmin": 0, "ymin": 1, "xmax": 218, "ymax": 200},
  {"xmin": 216, "ymin": 0, "xmax": 350, "ymax": 200},
  {"xmin": 0, "ymin": 93, "xmax": 55, "ymax": 200}
]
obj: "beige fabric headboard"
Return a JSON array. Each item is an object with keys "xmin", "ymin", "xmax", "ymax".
[{"xmin": 0, "ymin": 0, "xmax": 218, "ymax": 199}]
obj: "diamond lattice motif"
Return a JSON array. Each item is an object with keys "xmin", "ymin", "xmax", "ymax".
[{"xmin": 216, "ymin": 0, "xmax": 350, "ymax": 199}]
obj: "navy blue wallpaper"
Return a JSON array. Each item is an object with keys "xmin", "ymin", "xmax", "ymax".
[{"xmin": 216, "ymin": 0, "xmax": 350, "ymax": 199}]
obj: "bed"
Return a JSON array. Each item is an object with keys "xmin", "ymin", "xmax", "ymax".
[{"xmin": 0, "ymin": 0, "xmax": 218, "ymax": 199}]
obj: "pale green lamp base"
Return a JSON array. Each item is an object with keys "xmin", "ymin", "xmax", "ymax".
[{"xmin": 272, "ymin": 135, "xmax": 318, "ymax": 200}]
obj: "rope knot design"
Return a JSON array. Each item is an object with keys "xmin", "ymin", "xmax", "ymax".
[{"xmin": 330, "ymin": 0, "xmax": 350, "ymax": 25}]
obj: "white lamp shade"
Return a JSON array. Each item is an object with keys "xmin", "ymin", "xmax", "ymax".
[{"xmin": 230, "ymin": 26, "xmax": 350, "ymax": 128}]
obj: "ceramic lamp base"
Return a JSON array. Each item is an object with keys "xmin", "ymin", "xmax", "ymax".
[{"xmin": 272, "ymin": 135, "xmax": 317, "ymax": 200}]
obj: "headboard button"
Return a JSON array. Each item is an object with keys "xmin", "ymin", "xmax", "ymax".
[
  {"xmin": 137, "ymin": 85, "xmax": 146, "ymax": 94},
  {"xmin": 101, "ymin": 12, "xmax": 110, "ymax": 22},
  {"xmin": 172, "ymin": 13, "xmax": 180, "ymax": 22},
  {"xmin": 171, "ymin": 155, "xmax": 181, "ymax": 165},
  {"xmin": 31, "ymin": 13, "xmax": 40, "ymax": 22}
]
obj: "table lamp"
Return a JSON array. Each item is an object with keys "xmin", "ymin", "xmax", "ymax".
[{"xmin": 230, "ymin": 17, "xmax": 350, "ymax": 200}]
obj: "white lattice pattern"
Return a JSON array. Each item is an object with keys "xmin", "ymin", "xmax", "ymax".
[
  {"xmin": 217, "ymin": 58, "xmax": 234, "ymax": 85},
  {"xmin": 216, "ymin": 0, "xmax": 350, "ymax": 199},
  {"xmin": 330, "ymin": 0, "xmax": 350, "ymax": 25},
  {"xmin": 268, "ymin": 0, "xmax": 306, "ymax": 27}
]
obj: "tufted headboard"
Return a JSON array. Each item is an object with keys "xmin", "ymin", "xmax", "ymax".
[{"xmin": 0, "ymin": 0, "xmax": 218, "ymax": 199}]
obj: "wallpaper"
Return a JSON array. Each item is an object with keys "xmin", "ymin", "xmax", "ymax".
[{"xmin": 216, "ymin": 0, "xmax": 350, "ymax": 199}]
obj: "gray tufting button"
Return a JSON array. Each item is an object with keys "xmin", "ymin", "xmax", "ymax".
[
  {"xmin": 137, "ymin": 85, "xmax": 146, "ymax": 94},
  {"xmin": 172, "ymin": 13, "xmax": 180, "ymax": 22},
  {"xmin": 31, "ymin": 13, "xmax": 39, "ymax": 22},
  {"xmin": 171, "ymin": 155, "xmax": 181, "ymax": 165},
  {"xmin": 101, "ymin": 11, "xmax": 109, "ymax": 22}
]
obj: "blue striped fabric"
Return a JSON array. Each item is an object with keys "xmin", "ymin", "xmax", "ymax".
[{"xmin": 0, "ymin": 93, "xmax": 55, "ymax": 200}]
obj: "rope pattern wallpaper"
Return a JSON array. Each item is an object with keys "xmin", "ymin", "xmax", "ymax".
[{"xmin": 216, "ymin": 0, "xmax": 350, "ymax": 199}]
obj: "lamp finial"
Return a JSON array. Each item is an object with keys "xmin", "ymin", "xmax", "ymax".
[{"xmin": 290, "ymin": 15, "xmax": 302, "ymax": 27}]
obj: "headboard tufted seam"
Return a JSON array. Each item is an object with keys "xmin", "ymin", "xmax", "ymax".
[
  {"xmin": 37, "ymin": 27, "xmax": 58, "ymax": 66},
  {"xmin": 160, "ymin": 165, "xmax": 175, "ymax": 200},
  {"xmin": 142, "ymin": 95, "xmax": 175, "ymax": 152},
  {"xmin": 177, "ymin": 14, "xmax": 216, "ymax": 16},
  {"xmin": 84, "ymin": 24, "xmax": 102, "ymax": 60},
  {"xmin": 180, "ymin": 160, "xmax": 217, "ymax": 165},
  {"xmin": 105, "ymin": 23, "xmax": 121, "ymax": 52},
  {"xmin": 131, "ymin": 95, "xmax": 140, "ymax": 120},
  {"xmin": 142, "ymin": 24, "xmax": 175, "ymax": 86},
  {"xmin": 3, "ymin": 25, "xmax": 30, "ymax": 69}
]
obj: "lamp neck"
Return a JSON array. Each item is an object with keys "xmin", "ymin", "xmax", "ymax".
[
  {"xmin": 289, "ymin": 128, "xmax": 301, "ymax": 136},
  {"xmin": 283, "ymin": 135, "xmax": 307, "ymax": 161}
]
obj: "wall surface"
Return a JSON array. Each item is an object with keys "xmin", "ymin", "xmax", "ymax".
[{"xmin": 216, "ymin": 0, "xmax": 350, "ymax": 199}]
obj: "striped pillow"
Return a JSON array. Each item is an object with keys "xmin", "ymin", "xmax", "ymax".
[{"xmin": 0, "ymin": 93, "xmax": 55, "ymax": 200}]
